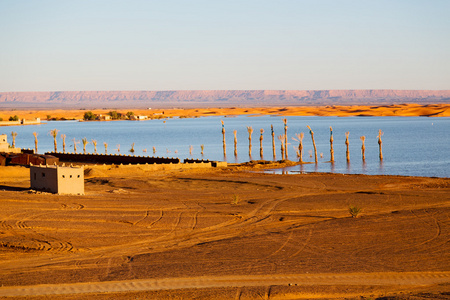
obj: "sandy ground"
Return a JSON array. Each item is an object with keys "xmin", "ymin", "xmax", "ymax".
[
  {"xmin": 0, "ymin": 163, "xmax": 449, "ymax": 299},
  {"xmin": 1, "ymin": 103, "xmax": 450, "ymax": 122}
]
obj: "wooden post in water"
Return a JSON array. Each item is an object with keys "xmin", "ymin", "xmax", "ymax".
[
  {"xmin": 360, "ymin": 136, "xmax": 366, "ymax": 161},
  {"xmin": 33, "ymin": 132, "xmax": 38, "ymax": 154},
  {"xmin": 221, "ymin": 120, "xmax": 226, "ymax": 157},
  {"xmin": 189, "ymin": 145, "xmax": 193, "ymax": 156},
  {"xmin": 61, "ymin": 134, "xmax": 66, "ymax": 153},
  {"xmin": 377, "ymin": 129, "xmax": 383, "ymax": 160},
  {"xmin": 104, "ymin": 142, "xmax": 108, "ymax": 154},
  {"xmin": 201, "ymin": 144, "xmax": 204, "ymax": 156},
  {"xmin": 11, "ymin": 131, "xmax": 17, "ymax": 148},
  {"xmin": 307, "ymin": 126, "xmax": 318, "ymax": 163},
  {"xmin": 283, "ymin": 118, "xmax": 288, "ymax": 158},
  {"xmin": 247, "ymin": 126, "xmax": 253, "ymax": 158},
  {"xmin": 345, "ymin": 132, "xmax": 350, "ymax": 162},
  {"xmin": 152, "ymin": 146, "xmax": 156, "ymax": 154},
  {"xmin": 278, "ymin": 135, "xmax": 285, "ymax": 160},
  {"xmin": 271, "ymin": 125, "xmax": 276, "ymax": 161},
  {"xmin": 259, "ymin": 128, "xmax": 264, "ymax": 159},
  {"xmin": 233, "ymin": 130, "xmax": 237, "ymax": 157},
  {"xmin": 329, "ymin": 126, "xmax": 334, "ymax": 162}
]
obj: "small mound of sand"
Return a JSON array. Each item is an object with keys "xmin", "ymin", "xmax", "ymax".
[{"xmin": 84, "ymin": 167, "xmax": 106, "ymax": 178}]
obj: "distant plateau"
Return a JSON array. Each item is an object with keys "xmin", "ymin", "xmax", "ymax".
[{"xmin": 0, "ymin": 90, "xmax": 449, "ymax": 109}]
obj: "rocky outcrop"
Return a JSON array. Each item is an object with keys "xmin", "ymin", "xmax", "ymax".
[{"xmin": 1, "ymin": 90, "xmax": 449, "ymax": 106}]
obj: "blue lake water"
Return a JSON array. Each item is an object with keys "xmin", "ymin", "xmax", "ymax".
[{"xmin": 3, "ymin": 115, "xmax": 449, "ymax": 178}]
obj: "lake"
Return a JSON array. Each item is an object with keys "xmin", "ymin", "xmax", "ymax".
[{"xmin": 3, "ymin": 115, "xmax": 449, "ymax": 178}]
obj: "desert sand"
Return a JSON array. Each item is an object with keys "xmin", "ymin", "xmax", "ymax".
[
  {"xmin": 1, "ymin": 103, "xmax": 450, "ymax": 122},
  {"xmin": 0, "ymin": 162, "xmax": 449, "ymax": 299}
]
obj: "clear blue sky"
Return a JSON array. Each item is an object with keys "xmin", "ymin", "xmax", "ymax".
[{"xmin": 0, "ymin": 0, "xmax": 449, "ymax": 92}]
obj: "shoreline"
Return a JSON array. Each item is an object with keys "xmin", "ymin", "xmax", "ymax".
[{"xmin": 1, "ymin": 103, "xmax": 449, "ymax": 122}]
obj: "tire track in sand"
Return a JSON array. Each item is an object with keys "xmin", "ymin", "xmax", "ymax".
[{"xmin": 0, "ymin": 272, "xmax": 448, "ymax": 297}]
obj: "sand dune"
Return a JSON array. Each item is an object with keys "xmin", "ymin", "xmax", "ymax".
[{"xmin": 1, "ymin": 104, "xmax": 449, "ymax": 123}]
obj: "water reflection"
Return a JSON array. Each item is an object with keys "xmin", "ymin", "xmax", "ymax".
[{"xmin": 362, "ymin": 161, "xmax": 367, "ymax": 173}]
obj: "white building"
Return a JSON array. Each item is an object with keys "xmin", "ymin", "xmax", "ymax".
[{"xmin": 0, "ymin": 134, "xmax": 21, "ymax": 153}]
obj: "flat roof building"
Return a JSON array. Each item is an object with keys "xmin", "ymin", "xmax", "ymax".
[
  {"xmin": 0, "ymin": 134, "xmax": 21, "ymax": 154},
  {"xmin": 30, "ymin": 165, "xmax": 84, "ymax": 195}
]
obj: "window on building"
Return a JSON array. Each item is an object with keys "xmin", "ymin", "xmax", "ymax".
[
  {"xmin": 42, "ymin": 173, "xmax": 45, "ymax": 177},
  {"xmin": 70, "ymin": 175, "xmax": 72, "ymax": 178},
  {"xmin": 62, "ymin": 175, "xmax": 65, "ymax": 178}
]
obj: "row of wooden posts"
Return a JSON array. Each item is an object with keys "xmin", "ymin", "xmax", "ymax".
[{"xmin": 221, "ymin": 119, "xmax": 384, "ymax": 162}]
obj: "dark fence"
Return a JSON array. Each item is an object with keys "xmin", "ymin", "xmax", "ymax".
[
  {"xmin": 45, "ymin": 152, "xmax": 180, "ymax": 165},
  {"xmin": 183, "ymin": 158, "xmax": 211, "ymax": 164}
]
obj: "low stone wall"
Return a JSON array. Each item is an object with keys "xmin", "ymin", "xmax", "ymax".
[
  {"xmin": 45, "ymin": 152, "xmax": 180, "ymax": 165},
  {"xmin": 0, "ymin": 121, "xmax": 21, "ymax": 126}
]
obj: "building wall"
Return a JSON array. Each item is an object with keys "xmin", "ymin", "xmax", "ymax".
[
  {"xmin": 30, "ymin": 166, "xmax": 58, "ymax": 193},
  {"xmin": 0, "ymin": 134, "xmax": 21, "ymax": 153},
  {"xmin": 30, "ymin": 165, "xmax": 84, "ymax": 195},
  {"xmin": 0, "ymin": 134, "xmax": 8, "ymax": 152},
  {"xmin": 57, "ymin": 167, "xmax": 84, "ymax": 195}
]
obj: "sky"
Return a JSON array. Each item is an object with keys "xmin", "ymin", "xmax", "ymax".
[{"xmin": 0, "ymin": 0, "xmax": 449, "ymax": 92}]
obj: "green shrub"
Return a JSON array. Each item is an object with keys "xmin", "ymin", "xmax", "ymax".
[
  {"xmin": 349, "ymin": 205, "xmax": 362, "ymax": 218},
  {"xmin": 83, "ymin": 111, "xmax": 96, "ymax": 121},
  {"xmin": 231, "ymin": 194, "xmax": 240, "ymax": 205}
]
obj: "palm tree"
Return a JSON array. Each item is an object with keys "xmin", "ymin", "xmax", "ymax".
[
  {"xmin": 377, "ymin": 129, "xmax": 384, "ymax": 160},
  {"xmin": 259, "ymin": 129, "xmax": 264, "ymax": 159},
  {"xmin": 11, "ymin": 132, "xmax": 17, "ymax": 148},
  {"xmin": 61, "ymin": 134, "xmax": 66, "ymax": 153},
  {"xmin": 81, "ymin": 138, "xmax": 89, "ymax": 154},
  {"xmin": 33, "ymin": 132, "xmax": 38, "ymax": 154},
  {"xmin": 292, "ymin": 133, "xmax": 304, "ymax": 163},
  {"xmin": 329, "ymin": 126, "xmax": 334, "ymax": 162},
  {"xmin": 91, "ymin": 139, "xmax": 98, "ymax": 154},
  {"xmin": 221, "ymin": 120, "xmax": 226, "ymax": 157},
  {"xmin": 283, "ymin": 118, "xmax": 288, "ymax": 158},
  {"xmin": 72, "ymin": 138, "xmax": 79, "ymax": 153},
  {"xmin": 129, "ymin": 143, "xmax": 135, "ymax": 153},
  {"xmin": 271, "ymin": 125, "xmax": 275, "ymax": 161},
  {"xmin": 50, "ymin": 129, "xmax": 59, "ymax": 152},
  {"xmin": 278, "ymin": 135, "xmax": 285, "ymax": 160},
  {"xmin": 345, "ymin": 132, "xmax": 350, "ymax": 162},
  {"xmin": 233, "ymin": 130, "xmax": 237, "ymax": 157},
  {"xmin": 307, "ymin": 126, "xmax": 318, "ymax": 163},
  {"xmin": 247, "ymin": 126, "xmax": 253, "ymax": 158},
  {"xmin": 360, "ymin": 136, "xmax": 366, "ymax": 161}
]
